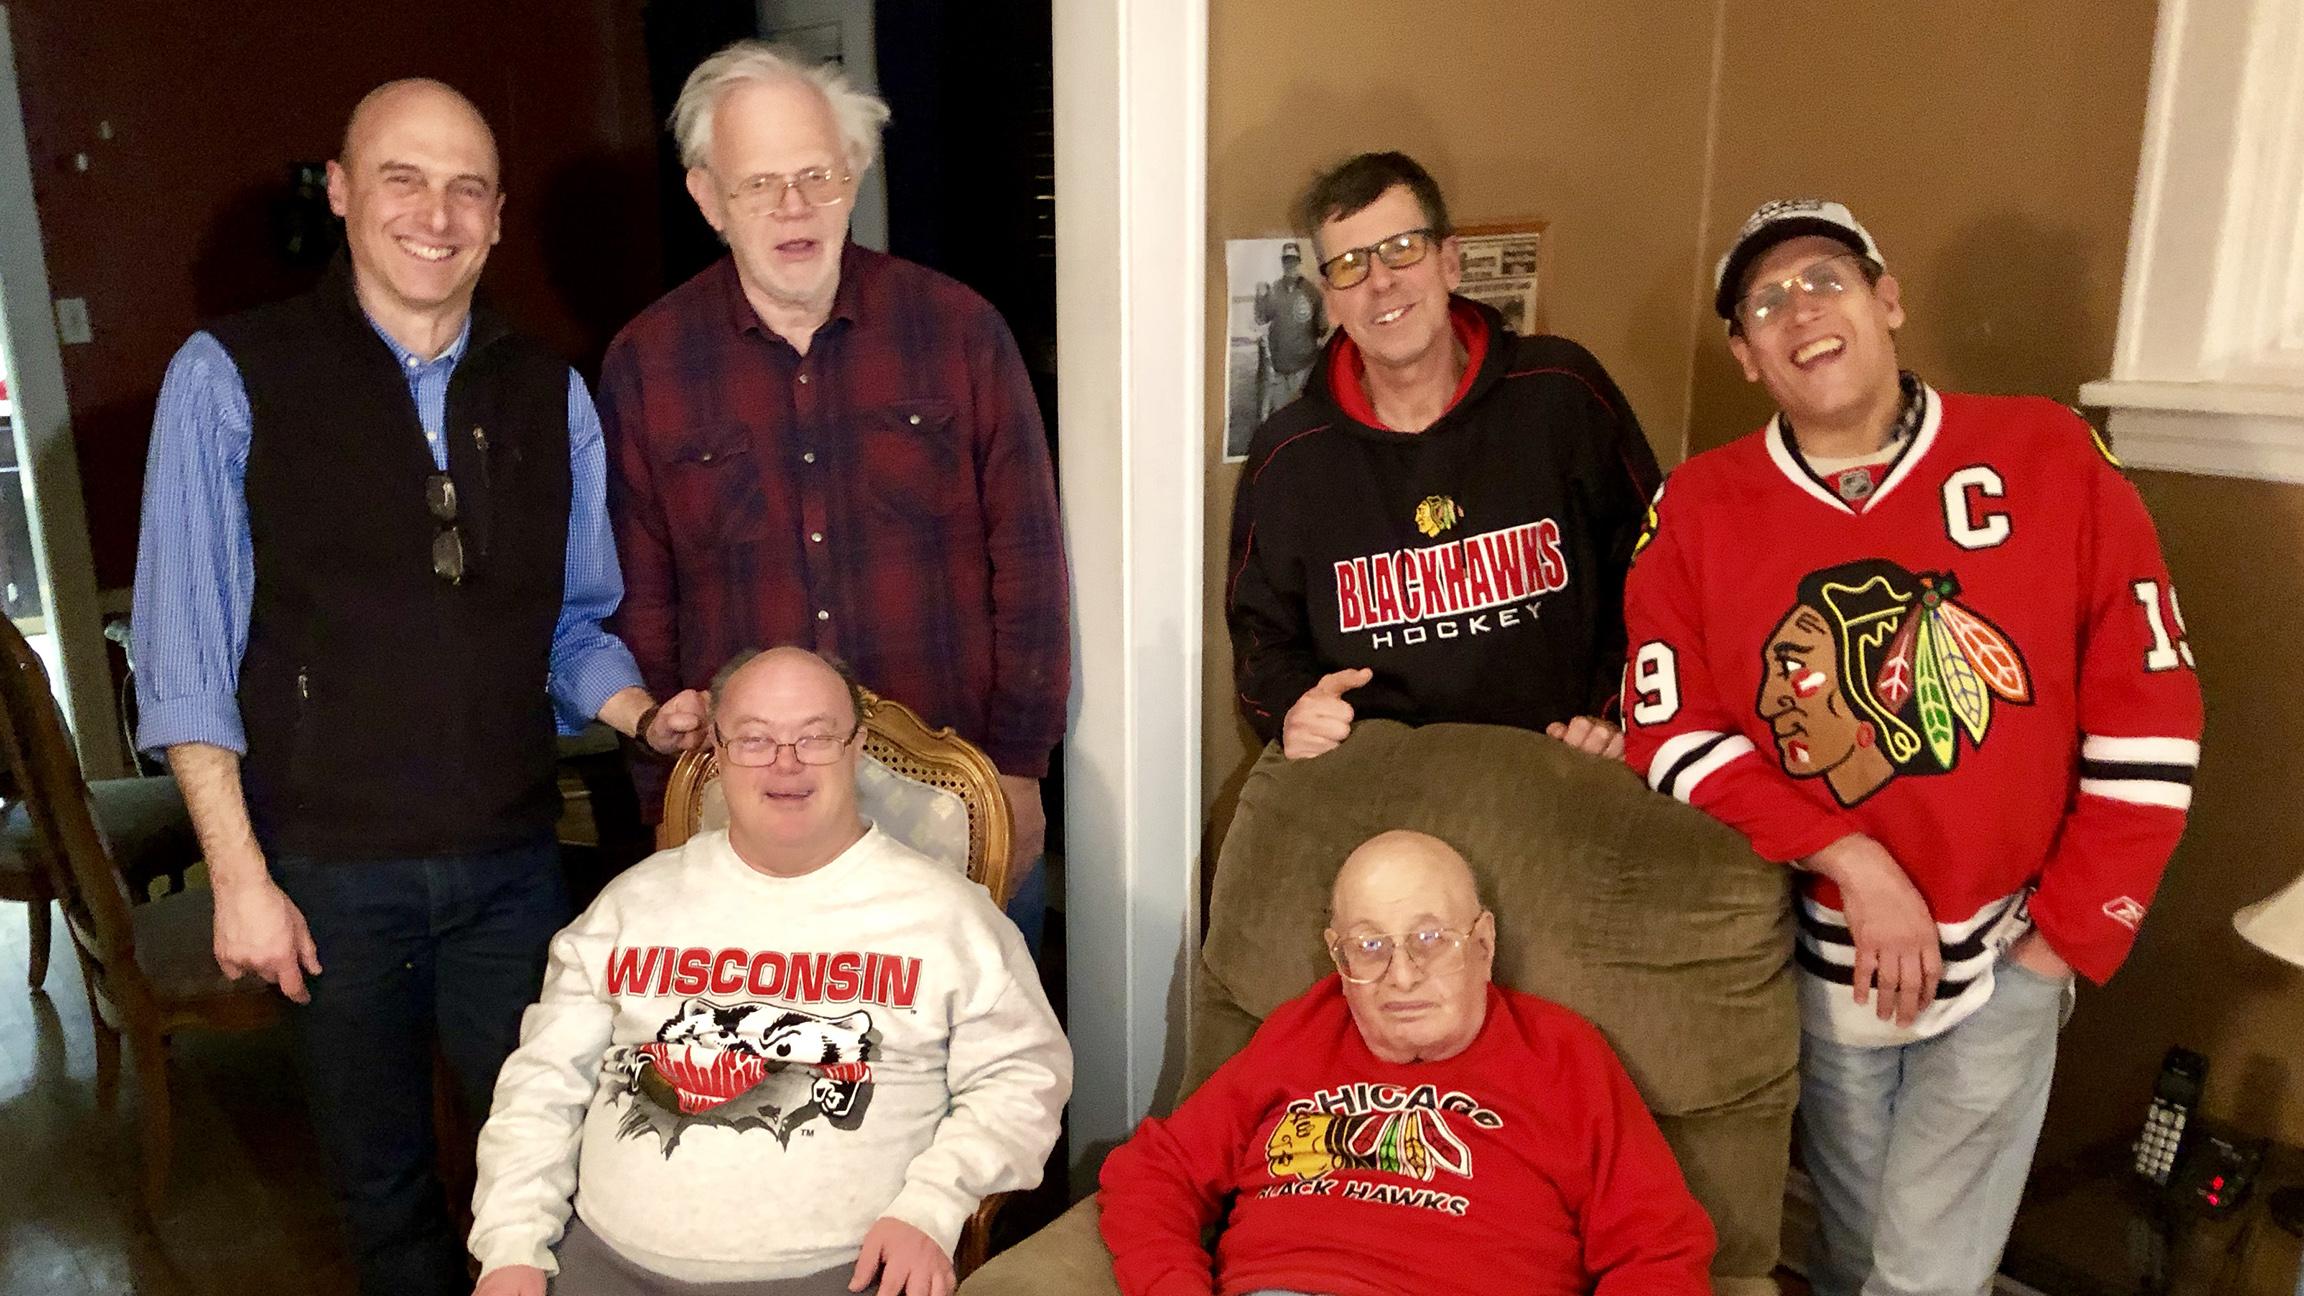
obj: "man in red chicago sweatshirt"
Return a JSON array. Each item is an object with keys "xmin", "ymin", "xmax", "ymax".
[{"xmin": 1098, "ymin": 830, "xmax": 1714, "ymax": 1296}]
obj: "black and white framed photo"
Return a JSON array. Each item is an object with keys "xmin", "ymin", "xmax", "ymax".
[{"xmin": 1223, "ymin": 237, "xmax": 1331, "ymax": 462}]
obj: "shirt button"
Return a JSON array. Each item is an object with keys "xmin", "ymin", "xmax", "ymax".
[
  {"xmin": 810, "ymin": 531, "xmax": 824, "ymax": 543},
  {"xmin": 798, "ymin": 373, "xmax": 811, "ymax": 385},
  {"xmin": 802, "ymin": 451, "xmax": 816, "ymax": 464},
  {"xmin": 816, "ymin": 609, "xmax": 831, "ymax": 622},
  {"xmin": 698, "ymin": 451, "xmax": 714, "ymax": 462},
  {"xmin": 907, "ymin": 413, "xmax": 921, "ymax": 426}
]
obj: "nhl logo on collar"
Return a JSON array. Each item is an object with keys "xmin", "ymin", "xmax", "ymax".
[
  {"xmin": 1413, "ymin": 495, "xmax": 1465, "ymax": 538},
  {"xmin": 1835, "ymin": 467, "xmax": 1876, "ymax": 503}
]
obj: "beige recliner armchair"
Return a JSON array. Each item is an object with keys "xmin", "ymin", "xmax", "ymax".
[{"xmin": 964, "ymin": 720, "xmax": 1799, "ymax": 1295}]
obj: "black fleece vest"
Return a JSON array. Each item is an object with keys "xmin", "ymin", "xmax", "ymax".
[{"xmin": 208, "ymin": 267, "xmax": 572, "ymax": 858}]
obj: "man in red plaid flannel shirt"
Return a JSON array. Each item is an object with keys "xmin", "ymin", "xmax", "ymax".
[{"xmin": 599, "ymin": 43, "xmax": 1068, "ymax": 953}]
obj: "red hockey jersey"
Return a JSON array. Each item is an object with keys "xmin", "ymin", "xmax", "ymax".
[{"xmin": 1621, "ymin": 386, "xmax": 2200, "ymax": 1043}]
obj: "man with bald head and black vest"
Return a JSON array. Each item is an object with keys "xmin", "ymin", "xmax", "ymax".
[{"xmin": 132, "ymin": 79, "xmax": 707, "ymax": 1295}]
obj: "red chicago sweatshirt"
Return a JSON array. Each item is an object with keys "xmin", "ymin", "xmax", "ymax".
[{"xmin": 1097, "ymin": 977, "xmax": 1715, "ymax": 1296}]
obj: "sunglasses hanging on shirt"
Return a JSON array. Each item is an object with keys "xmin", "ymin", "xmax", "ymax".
[{"xmin": 426, "ymin": 471, "xmax": 465, "ymax": 585}]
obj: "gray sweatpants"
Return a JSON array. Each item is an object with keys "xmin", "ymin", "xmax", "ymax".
[{"xmin": 549, "ymin": 1217, "xmax": 858, "ymax": 1296}]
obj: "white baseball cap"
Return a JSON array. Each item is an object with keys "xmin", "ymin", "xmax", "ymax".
[{"xmin": 1714, "ymin": 198, "xmax": 1885, "ymax": 320}]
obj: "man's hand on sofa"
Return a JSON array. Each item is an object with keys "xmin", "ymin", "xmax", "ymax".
[
  {"xmin": 1544, "ymin": 715, "xmax": 1624, "ymax": 760},
  {"xmin": 1282, "ymin": 668, "xmax": 1373, "ymax": 760},
  {"xmin": 849, "ymin": 1216, "xmax": 954, "ymax": 1295},
  {"xmin": 1805, "ymin": 834, "xmax": 1942, "ymax": 1026}
]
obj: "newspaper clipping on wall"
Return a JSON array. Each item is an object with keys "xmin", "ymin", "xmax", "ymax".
[{"xmin": 1453, "ymin": 223, "xmax": 1547, "ymax": 337}]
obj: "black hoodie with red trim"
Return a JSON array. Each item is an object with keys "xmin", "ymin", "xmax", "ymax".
[{"xmin": 1228, "ymin": 298, "xmax": 1661, "ymax": 744}]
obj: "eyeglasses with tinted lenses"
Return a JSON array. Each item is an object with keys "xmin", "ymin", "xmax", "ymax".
[
  {"xmin": 1328, "ymin": 923, "xmax": 1479, "ymax": 984},
  {"xmin": 1317, "ymin": 228, "xmax": 1438, "ymax": 289},
  {"xmin": 715, "ymin": 725, "xmax": 859, "ymax": 768},
  {"xmin": 1736, "ymin": 253, "xmax": 1868, "ymax": 328},
  {"xmin": 426, "ymin": 473, "xmax": 464, "ymax": 584},
  {"xmin": 726, "ymin": 167, "xmax": 853, "ymax": 214}
]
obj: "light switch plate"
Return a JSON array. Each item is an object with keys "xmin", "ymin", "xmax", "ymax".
[{"xmin": 53, "ymin": 296, "xmax": 91, "ymax": 345}]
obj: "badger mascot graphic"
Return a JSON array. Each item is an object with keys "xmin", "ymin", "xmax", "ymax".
[{"xmin": 605, "ymin": 999, "xmax": 880, "ymax": 1155}]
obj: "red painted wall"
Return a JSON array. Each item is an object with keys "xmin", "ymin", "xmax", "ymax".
[{"xmin": 9, "ymin": 0, "xmax": 664, "ymax": 587}]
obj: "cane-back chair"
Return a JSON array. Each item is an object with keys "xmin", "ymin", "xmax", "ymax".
[{"xmin": 659, "ymin": 686, "xmax": 1016, "ymax": 906}]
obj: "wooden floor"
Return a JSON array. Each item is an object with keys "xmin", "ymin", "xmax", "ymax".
[{"xmin": 0, "ymin": 898, "xmax": 357, "ymax": 1296}]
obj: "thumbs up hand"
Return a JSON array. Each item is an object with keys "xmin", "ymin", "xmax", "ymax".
[{"xmin": 1282, "ymin": 667, "xmax": 1374, "ymax": 760}]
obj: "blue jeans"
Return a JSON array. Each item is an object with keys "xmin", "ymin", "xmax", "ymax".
[
  {"xmin": 272, "ymin": 839, "xmax": 570, "ymax": 1296},
  {"xmin": 1003, "ymin": 853, "xmax": 1048, "ymax": 960},
  {"xmin": 1798, "ymin": 955, "xmax": 2072, "ymax": 1296}
]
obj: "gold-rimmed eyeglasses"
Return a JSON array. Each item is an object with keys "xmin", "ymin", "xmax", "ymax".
[
  {"xmin": 1315, "ymin": 227, "xmax": 1438, "ymax": 290},
  {"xmin": 1327, "ymin": 918, "xmax": 1485, "ymax": 984},
  {"xmin": 714, "ymin": 724, "xmax": 860, "ymax": 768},
  {"xmin": 726, "ymin": 166, "xmax": 854, "ymax": 215}
]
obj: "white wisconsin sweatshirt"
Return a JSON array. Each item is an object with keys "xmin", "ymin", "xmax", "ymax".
[{"xmin": 468, "ymin": 825, "xmax": 1071, "ymax": 1282}]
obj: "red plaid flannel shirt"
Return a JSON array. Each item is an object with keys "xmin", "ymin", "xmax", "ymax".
[{"xmin": 599, "ymin": 247, "xmax": 1069, "ymax": 798}]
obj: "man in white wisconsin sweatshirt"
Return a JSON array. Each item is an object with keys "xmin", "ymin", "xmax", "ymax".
[{"xmin": 469, "ymin": 647, "xmax": 1071, "ymax": 1296}]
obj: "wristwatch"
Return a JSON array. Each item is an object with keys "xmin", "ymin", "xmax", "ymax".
[{"xmin": 630, "ymin": 702, "xmax": 664, "ymax": 756}]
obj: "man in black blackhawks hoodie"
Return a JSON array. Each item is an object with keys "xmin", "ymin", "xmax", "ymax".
[{"xmin": 1229, "ymin": 152, "xmax": 1661, "ymax": 761}]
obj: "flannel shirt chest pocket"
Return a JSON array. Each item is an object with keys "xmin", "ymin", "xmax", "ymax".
[
  {"xmin": 653, "ymin": 423, "xmax": 771, "ymax": 547},
  {"xmin": 854, "ymin": 401, "xmax": 968, "ymax": 520}
]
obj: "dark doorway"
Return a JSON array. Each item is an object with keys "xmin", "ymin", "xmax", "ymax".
[
  {"xmin": 640, "ymin": 0, "xmax": 761, "ymax": 288},
  {"xmin": 874, "ymin": 0, "xmax": 1064, "ymax": 868},
  {"xmin": 875, "ymin": 2, "xmax": 1057, "ymax": 426}
]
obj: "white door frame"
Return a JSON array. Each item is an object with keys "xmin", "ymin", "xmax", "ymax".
[
  {"xmin": 1053, "ymin": 0, "xmax": 1208, "ymax": 1183},
  {"xmin": 0, "ymin": 6, "xmax": 124, "ymax": 777}
]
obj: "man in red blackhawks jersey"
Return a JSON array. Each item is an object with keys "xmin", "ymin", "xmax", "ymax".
[
  {"xmin": 1227, "ymin": 153, "xmax": 1661, "ymax": 762},
  {"xmin": 1622, "ymin": 198, "xmax": 2203, "ymax": 1295},
  {"xmin": 1098, "ymin": 830, "xmax": 1715, "ymax": 1295}
]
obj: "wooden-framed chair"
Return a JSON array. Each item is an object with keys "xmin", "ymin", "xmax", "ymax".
[
  {"xmin": 0, "ymin": 615, "xmax": 280, "ymax": 1209},
  {"xmin": 3, "ymin": 766, "xmax": 203, "ymax": 991},
  {"xmin": 657, "ymin": 684, "xmax": 1017, "ymax": 1275},
  {"xmin": 0, "ymin": 775, "xmax": 54, "ymax": 988}
]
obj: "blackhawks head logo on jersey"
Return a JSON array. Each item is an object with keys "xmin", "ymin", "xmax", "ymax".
[{"xmin": 1758, "ymin": 558, "xmax": 2032, "ymax": 807}]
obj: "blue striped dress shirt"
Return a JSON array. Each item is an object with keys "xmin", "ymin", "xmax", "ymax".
[{"xmin": 131, "ymin": 313, "xmax": 643, "ymax": 755}]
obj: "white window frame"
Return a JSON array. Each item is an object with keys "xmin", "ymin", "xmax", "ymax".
[{"xmin": 2083, "ymin": 0, "xmax": 2304, "ymax": 483}]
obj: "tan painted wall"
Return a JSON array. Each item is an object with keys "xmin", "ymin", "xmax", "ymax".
[
  {"xmin": 1206, "ymin": 0, "xmax": 2304, "ymax": 1154},
  {"xmin": 1689, "ymin": 3, "xmax": 2158, "ymax": 454}
]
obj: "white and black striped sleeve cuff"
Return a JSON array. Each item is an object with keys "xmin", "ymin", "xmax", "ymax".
[
  {"xmin": 2078, "ymin": 735, "xmax": 2199, "ymax": 811},
  {"xmin": 1648, "ymin": 730, "xmax": 1756, "ymax": 805}
]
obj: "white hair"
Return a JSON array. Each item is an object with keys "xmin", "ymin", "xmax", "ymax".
[{"xmin": 670, "ymin": 41, "xmax": 891, "ymax": 175}]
